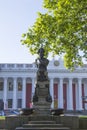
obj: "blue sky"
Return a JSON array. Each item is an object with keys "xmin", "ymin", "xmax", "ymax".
[
  {"xmin": 0, "ymin": 0, "xmax": 44, "ymax": 63},
  {"xmin": 0, "ymin": 1, "xmax": 86, "ymax": 64}
]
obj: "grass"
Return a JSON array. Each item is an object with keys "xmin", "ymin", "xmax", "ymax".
[
  {"xmin": 0, "ymin": 116, "xmax": 5, "ymax": 120},
  {"xmin": 79, "ymin": 115, "xmax": 87, "ymax": 118}
]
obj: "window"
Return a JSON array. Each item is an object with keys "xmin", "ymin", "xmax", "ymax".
[
  {"xmin": 0, "ymin": 64, "xmax": 5, "ymax": 68},
  {"xmin": 7, "ymin": 64, "xmax": 14, "ymax": 68},
  {"xmin": 8, "ymin": 99, "xmax": 12, "ymax": 108},
  {"xmin": 0, "ymin": 82, "xmax": 3, "ymax": 91},
  {"xmin": 18, "ymin": 82, "xmax": 22, "ymax": 91},
  {"xmin": 17, "ymin": 64, "xmax": 23, "ymax": 68},
  {"xmin": 8, "ymin": 82, "xmax": 13, "ymax": 91},
  {"xmin": 25, "ymin": 64, "xmax": 33, "ymax": 68},
  {"xmin": 17, "ymin": 99, "xmax": 22, "ymax": 108}
]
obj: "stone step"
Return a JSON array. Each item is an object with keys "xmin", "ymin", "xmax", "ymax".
[
  {"xmin": 29, "ymin": 115, "xmax": 55, "ymax": 121},
  {"xmin": 28, "ymin": 121, "xmax": 56, "ymax": 124},
  {"xmin": 16, "ymin": 127, "xmax": 70, "ymax": 130},
  {"xmin": 23, "ymin": 124, "xmax": 63, "ymax": 128}
]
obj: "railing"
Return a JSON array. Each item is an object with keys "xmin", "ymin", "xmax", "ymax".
[
  {"xmin": 0, "ymin": 63, "xmax": 87, "ymax": 70},
  {"xmin": 0, "ymin": 63, "xmax": 34, "ymax": 70}
]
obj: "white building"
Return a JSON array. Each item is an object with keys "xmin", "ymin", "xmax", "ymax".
[{"xmin": 0, "ymin": 59, "xmax": 87, "ymax": 110}]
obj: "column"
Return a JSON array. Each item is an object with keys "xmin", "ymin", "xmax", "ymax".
[
  {"xmin": 68, "ymin": 78, "xmax": 73, "ymax": 110},
  {"xmin": 59, "ymin": 78, "xmax": 63, "ymax": 108},
  {"xmin": 22, "ymin": 77, "xmax": 26, "ymax": 108},
  {"xmin": 50, "ymin": 78, "xmax": 54, "ymax": 108},
  {"xmin": 13, "ymin": 77, "xmax": 17, "ymax": 109},
  {"xmin": 78, "ymin": 78, "xmax": 83, "ymax": 110},
  {"xmin": 32, "ymin": 78, "xmax": 35, "ymax": 98},
  {"xmin": 3, "ymin": 77, "xmax": 7, "ymax": 109},
  {"xmin": 57, "ymin": 81, "xmax": 59, "ymax": 108},
  {"xmin": 76, "ymin": 82, "xmax": 78, "ymax": 110}
]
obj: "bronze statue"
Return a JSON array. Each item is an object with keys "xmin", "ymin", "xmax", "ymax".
[
  {"xmin": 36, "ymin": 47, "xmax": 49, "ymax": 81},
  {"xmin": 33, "ymin": 46, "xmax": 52, "ymax": 104}
]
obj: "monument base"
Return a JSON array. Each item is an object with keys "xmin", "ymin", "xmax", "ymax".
[
  {"xmin": 33, "ymin": 80, "xmax": 52, "ymax": 115},
  {"xmin": 33, "ymin": 101, "xmax": 51, "ymax": 115}
]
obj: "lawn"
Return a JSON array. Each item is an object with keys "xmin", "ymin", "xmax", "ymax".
[
  {"xmin": 0, "ymin": 116, "xmax": 5, "ymax": 120},
  {"xmin": 79, "ymin": 115, "xmax": 87, "ymax": 118}
]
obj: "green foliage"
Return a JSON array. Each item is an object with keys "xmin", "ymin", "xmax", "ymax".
[{"xmin": 21, "ymin": 0, "xmax": 87, "ymax": 70}]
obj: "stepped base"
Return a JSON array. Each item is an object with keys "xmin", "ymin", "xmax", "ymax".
[
  {"xmin": 28, "ymin": 121, "xmax": 56, "ymax": 124},
  {"xmin": 23, "ymin": 123, "xmax": 63, "ymax": 127},
  {"xmin": 16, "ymin": 127, "xmax": 70, "ymax": 130},
  {"xmin": 15, "ymin": 115, "xmax": 70, "ymax": 130}
]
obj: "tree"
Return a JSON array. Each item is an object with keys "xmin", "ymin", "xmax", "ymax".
[{"xmin": 21, "ymin": 0, "xmax": 87, "ymax": 70}]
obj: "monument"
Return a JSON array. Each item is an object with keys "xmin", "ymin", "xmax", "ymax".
[
  {"xmin": 20, "ymin": 46, "xmax": 63, "ymax": 116},
  {"xmin": 32, "ymin": 46, "xmax": 52, "ymax": 114}
]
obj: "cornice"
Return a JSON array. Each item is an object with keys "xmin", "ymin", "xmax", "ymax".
[
  {"xmin": 0, "ymin": 69, "xmax": 37, "ymax": 73},
  {"xmin": 0, "ymin": 68, "xmax": 87, "ymax": 73},
  {"xmin": 48, "ymin": 69, "xmax": 87, "ymax": 73}
]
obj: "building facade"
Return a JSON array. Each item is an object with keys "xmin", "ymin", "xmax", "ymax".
[{"xmin": 0, "ymin": 59, "xmax": 87, "ymax": 110}]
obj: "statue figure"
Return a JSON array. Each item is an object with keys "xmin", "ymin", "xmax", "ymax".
[
  {"xmin": 38, "ymin": 47, "xmax": 49, "ymax": 71},
  {"xmin": 36, "ymin": 47, "xmax": 49, "ymax": 81}
]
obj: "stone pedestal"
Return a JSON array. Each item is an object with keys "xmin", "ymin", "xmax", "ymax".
[{"xmin": 33, "ymin": 81, "xmax": 52, "ymax": 114}]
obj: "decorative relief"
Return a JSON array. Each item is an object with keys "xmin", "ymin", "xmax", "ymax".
[{"xmin": 54, "ymin": 60, "xmax": 59, "ymax": 66}]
